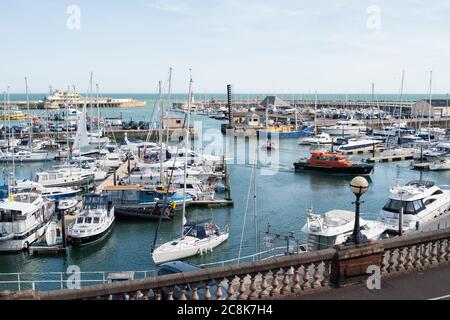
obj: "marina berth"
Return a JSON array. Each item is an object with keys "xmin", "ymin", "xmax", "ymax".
[
  {"xmin": 378, "ymin": 180, "xmax": 450, "ymax": 233},
  {"xmin": 298, "ymin": 133, "xmax": 332, "ymax": 145},
  {"xmin": 294, "ymin": 151, "xmax": 374, "ymax": 175},
  {"xmin": 0, "ymin": 192, "xmax": 55, "ymax": 252}
]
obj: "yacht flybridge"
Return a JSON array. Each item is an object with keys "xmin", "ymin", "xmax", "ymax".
[
  {"xmin": 379, "ymin": 180, "xmax": 450, "ymax": 233},
  {"xmin": 302, "ymin": 209, "xmax": 387, "ymax": 251}
]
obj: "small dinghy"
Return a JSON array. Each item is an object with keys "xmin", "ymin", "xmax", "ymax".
[{"xmin": 45, "ymin": 222, "xmax": 57, "ymax": 246}]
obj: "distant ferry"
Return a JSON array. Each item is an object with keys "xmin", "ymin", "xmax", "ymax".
[{"xmin": 293, "ymin": 151, "xmax": 374, "ymax": 175}]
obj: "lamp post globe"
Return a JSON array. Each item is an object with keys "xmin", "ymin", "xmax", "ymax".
[{"xmin": 345, "ymin": 176, "xmax": 370, "ymax": 245}]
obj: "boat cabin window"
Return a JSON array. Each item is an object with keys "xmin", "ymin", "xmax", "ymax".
[
  {"xmin": 77, "ymin": 217, "xmax": 84, "ymax": 224},
  {"xmin": 424, "ymin": 199, "xmax": 436, "ymax": 205},
  {"xmin": 93, "ymin": 217, "xmax": 100, "ymax": 224},
  {"xmin": 85, "ymin": 217, "xmax": 92, "ymax": 223},
  {"xmin": 40, "ymin": 175, "xmax": 48, "ymax": 181},
  {"xmin": 49, "ymin": 174, "xmax": 56, "ymax": 180},
  {"xmin": 432, "ymin": 190, "xmax": 443, "ymax": 195},
  {"xmin": 383, "ymin": 199, "xmax": 425, "ymax": 215},
  {"xmin": 58, "ymin": 174, "xmax": 63, "ymax": 179}
]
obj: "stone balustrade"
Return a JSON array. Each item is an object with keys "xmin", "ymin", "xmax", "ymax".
[
  {"xmin": 8, "ymin": 227, "xmax": 450, "ymax": 300},
  {"xmin": 36, "ymin": 249, "xmax": 336, "ymax": 300}
]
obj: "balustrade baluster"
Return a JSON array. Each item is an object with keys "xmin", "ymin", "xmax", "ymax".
[
  {"xmin": 445, "ymin": 239, "xmax": 450, "ymax": 261},
  {"xmin": 259, "ymin": 272, "xmax": 270, "ymax": 299},
  {"xmin": 301, "ymin": 265, "xmax": 311, "ymax": 290},
  {"xmin": 215, "ymin": 279, "xmax": 224, "ymax": 300},
  {"xmin": 281, "ymin": 269, "xmax": 291, "ymax": 295},
  {"xmin": 248, "ymin": 274, "xmax": 259, "ymax": 300},
  {"xmin": 270, "ymin": 270, "xmax": 280, "ymax": 296},
  {"xmin": 321, "ymin": 261, "xmax": 330, "ymax": 287},
  {"xmin": 405, "ymin": 246, "xmax": 414, "ymax": 270},
  {"xmin": 227, "ymin": 277, "xmax": 236, "ymax": 300},
  {"xmin": 179, "ymin": 285, "xmax": 187, "ymax": 300},
  {"xmin": 438, "ymin": 240, "xmax": 446, "ymax": 263},
  {"xmin": 430, "ymin": 241, "xmax": 438, "ymax": 265},
  {"xmin": 397, "ymin": 248, "xmax": 406, "ymax": 272},
  {"xmin": 312, "ymin": 263, "xmax": 322, "ymax": 288},
  {"xmin": 167, "ymin": 288, "xmax": 174, "ymax": 300},
  {"xmin": 191, "ymin": 286, "xmax": 199, "ymax": 301},
  {"xmin": 422, "ymin": 243, "xmax": 430, "ymax": 267},
  {"xmin": 387, "ymin": 249, "xmax": 397, "ymax": 273},
  {"xmin": 413, "ymin": 244, "xmax": 422, "ymax": 269},
  {"xmin": 238, "ymin": 276, "xmax": 247, "ymax": 300},
  {"xmin": 204, "ymin": 282, "xmax": 212, "ymax": 300},
  {"xmin": 292, "ymin": 267, "xmax": 301, "ymax": 293},
  {"xmin": 381, "ymin": 251, "xmax": 388, "ymax": 274}
]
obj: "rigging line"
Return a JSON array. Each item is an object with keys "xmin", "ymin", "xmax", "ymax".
[
  {"xmin": 237, "ymin": 152, "xmax": 256, "ymax": 263},
  {"xmin": 151, "ymin": 105, "xmax": 189, "ymax": 252}
]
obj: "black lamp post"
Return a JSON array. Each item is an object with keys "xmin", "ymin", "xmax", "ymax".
[{"xmin": 345, "ymin": 176, "xmax": 370, "ymax": 245}]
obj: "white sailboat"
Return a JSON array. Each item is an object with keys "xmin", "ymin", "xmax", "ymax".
[{"xmin": 151, "ymin": 71, "xmax": 228, "ymax": 265}]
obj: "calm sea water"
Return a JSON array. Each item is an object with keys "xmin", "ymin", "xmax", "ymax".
[{"xmin": 1, "ymin": 95, "xmax": 449, "ymax": 289}]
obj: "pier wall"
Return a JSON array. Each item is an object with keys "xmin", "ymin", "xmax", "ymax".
[{"xmin": 12, "ymin": 226, "xmax": 449, "ymax": 300}]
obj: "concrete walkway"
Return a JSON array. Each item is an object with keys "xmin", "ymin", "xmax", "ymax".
[{"xmin": 298, "ymin": 264, "xmax": 450, "ymax": 300}]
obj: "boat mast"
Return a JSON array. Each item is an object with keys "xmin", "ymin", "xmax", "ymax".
[
  {"xmin": 96, "ymin": 83, "xmax": 100, "ymax": 151},
  {"xmin": 314, "ymin": 91, "xmax": 318, "ymax": 135},
  {"xmin": 166, "ymin": 67, "xmax": 172, "ymax": 147},
  {"xmin": 158, "ymin": 80, "xmax": 164, "ymax": 185},
  {"xmin": 428, "ymin": 71, "xmax": 433, "ymax": 145},
  {"xmin": 89, "ymin": 72, "xmax": 93, "ymax": 139},
  {"xmin": 253, "ymin": 149, "xmax": 258, "ymax": 255},
  {"xmin": 181, "ymin": 70, "xmax": 193, "ymax": 239},
  {"xmin": 398, "ymin": 70, "xmax": 405, "ymax": 121},
  {"xmin": 25, "ymin": 77, "xmax": 32, "ymax": 151}
]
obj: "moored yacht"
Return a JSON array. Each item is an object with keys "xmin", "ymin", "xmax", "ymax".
[
  {"xmin": 68, "ymin": 194, "xmax": 114, "ymax": 246},
  {"xmin": 302, "ymin": 209, "xmax": 387, "ymax": 251},
  {"xmin": 299, "ymin": 133, "xmax": 332, "ymax": 145},
  {"xmin": 294, "ymin": 151, "xmax": 374, "ymax": 175},
  {"xmin": 36, "ymin": 167, "xmax": 94, "ymax": 188},
  {"xmin": 336, "ymin": 138, "xmax": 382, "ymax": 153},
  {"xmin": 320, "ymin": 119, "xmax": 367, "ymax": 136},
  {"xmin": 0, "ymin": 192, "xmax": 55, "ymax": 251},
  {"xmin": 152, "ymin": 221, "xmax": 229, "ymax": 265},
  {"xmin": 378, "ymin": 180, "xmax": 450, "ymax": 233}
]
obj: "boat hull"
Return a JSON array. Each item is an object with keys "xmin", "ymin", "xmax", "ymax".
[
  {"xmin": 69, "ymin": 221, "xmax": 114, "ymax": 246},
  {"xmin": 152, "ymin": 233, "xmax": 229, "ymax": 265},
  {"xmin": 294, "ymin": 162, "xmax": 374, "ymax": 175}
]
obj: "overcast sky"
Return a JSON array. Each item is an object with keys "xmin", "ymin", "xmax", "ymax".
[{"xmin": 1, "ymin": 0, "xmax": 450, "ymax": 94}]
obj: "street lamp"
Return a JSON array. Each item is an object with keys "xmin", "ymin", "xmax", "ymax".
[{"xmin": 345, "ymin": 176, "xmax": 370, "ymax": 245}]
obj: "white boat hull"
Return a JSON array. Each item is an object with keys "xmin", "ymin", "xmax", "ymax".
[{"xmin": 152, "ymin": 233, "xmax": 229, "ymax": 265}]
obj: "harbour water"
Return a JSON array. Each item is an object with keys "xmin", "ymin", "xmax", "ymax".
[{"xmin": 1, "ymin": 94, "xmax": 449, "ymax": 284}]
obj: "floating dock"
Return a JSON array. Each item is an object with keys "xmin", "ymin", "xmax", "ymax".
[
  {"xmin": 411, "ymin": 162, "xmax": 430, "ymax": 170},
  {"xmin": 339, "ymin": 147, "xmax": 386, "ymax": 156},
  {"xmin": 191, "ymin": 199, "xmax": 234, "ymax": 207},
  {"xmin": 366, "ymin": 154, "xmax": 414, "ymax": 163},
  {"xmin": 97, "ymin": 159, "xmax": 136, "ymax": 192}
]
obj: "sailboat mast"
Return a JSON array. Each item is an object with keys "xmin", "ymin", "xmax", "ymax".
[
  {"xmin": 89, "ymin": 72, "xmax": 93, "ymax": 138},
  {"xmin": 166, "ymin": 67, "xmax": 172, "ymax": 146},
  {"xmin": 398, "ymin": 70, "xmax": 405, "ymax": 120},
  {"xmin": 253, "ymin": 152, "xmax": 258, "ymax": 255},
  {"xmin": 181, "ymin": 70, "xmax": 193, "ymax": 238},
  {"xmin": 96, "ymin": 83, "xmax": 100, "ymax": 151},
  {"xmin": 428, "ymin": 71, "xmax": 433, "ymax": 144},
  {"xmin": 25, "ymin": 77, "xmax": 32, "ymax": 151},
  {"xmin": 158, "ymin": 81, "xmax": 164, "ymax": 185},
  {"xmin": 314, "ymin": 91, "xmax": 318, "ymax": 135}
]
